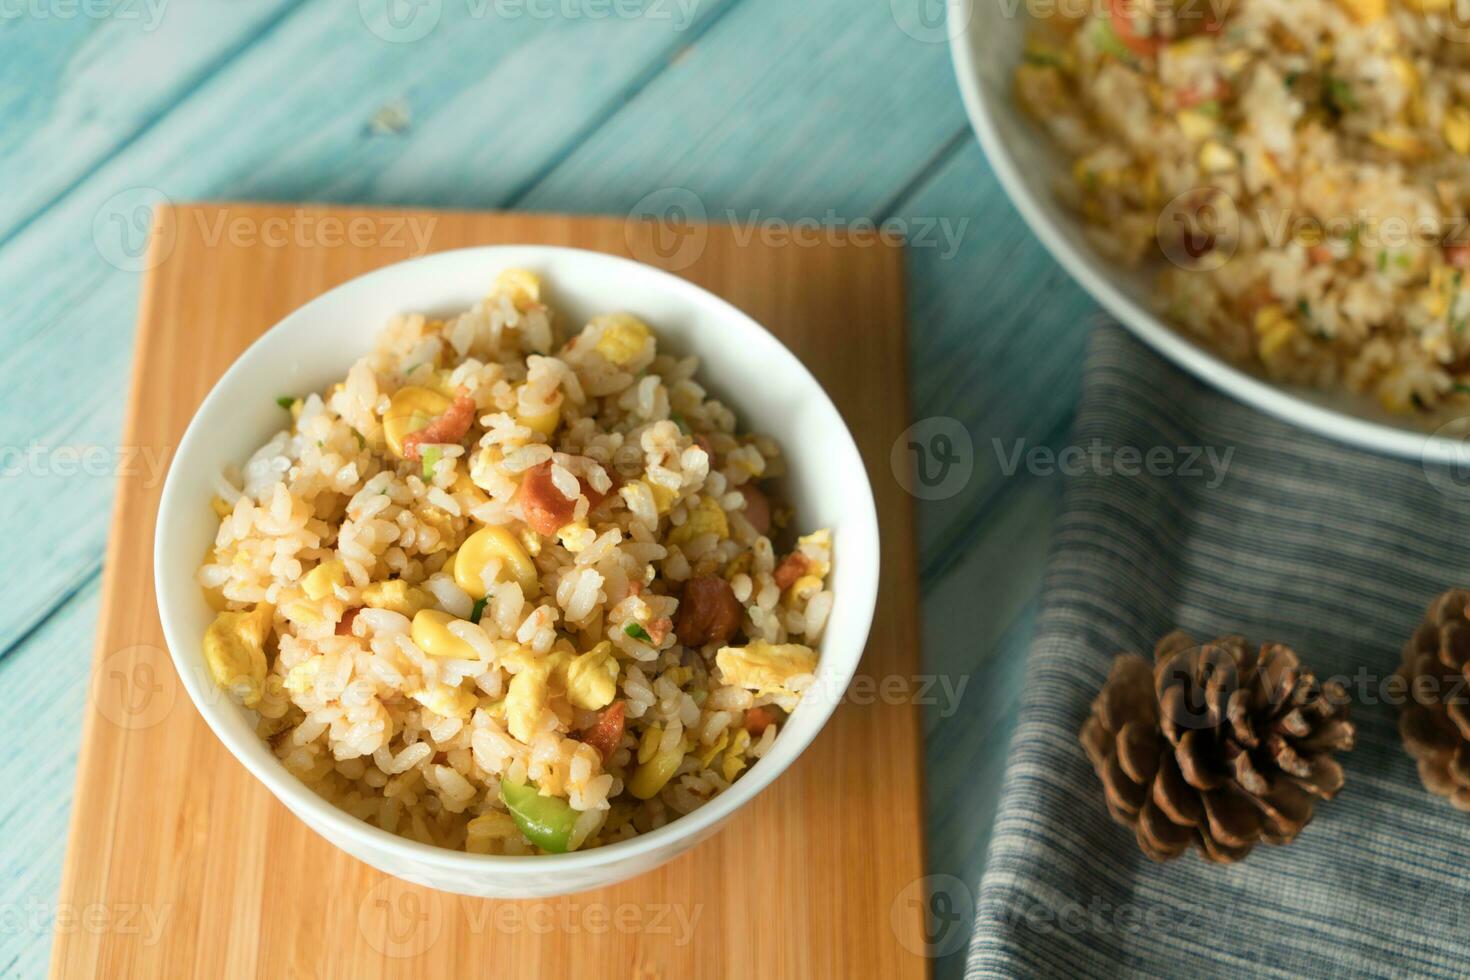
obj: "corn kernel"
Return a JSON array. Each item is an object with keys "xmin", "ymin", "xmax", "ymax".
[
  {"xmin": 1176, "ymin": 110, "xmax": 1216, "ymax": 142},
  {"xmin": 1370, "ymin": 129, "xmax": 1429, "ymax": 159},
  {"xmin": 454, "ymin": 525, "xmax": 539, "ymax": 599},
  {"xmin": 383, "ymin": 386, "xmax": 451, "ymax": 459},
  {"xmin": 1198, "ymin": 141, "xmax": 1237, "ymax": 174},
  {"xmin": 210, "ymin": 496, "xmax": 232, "ymax": 519},
  {"xmin": 1336, "ymin": 0, "xmax": 1385, "ymax": 23},
  {"xmin": 410, "ymin": 609, "xmax": 479, "ymax": 660},
  {"xmin": 629, "ymin": 736, "xmax": 686, "ymax": 800},
  {"xmin": 301, "ymin": 560, "xmax": 347, "ymax": 601},
  {"xmin": 1446, "ymin": 107, "xmax": 1470, "ymax": 156}
]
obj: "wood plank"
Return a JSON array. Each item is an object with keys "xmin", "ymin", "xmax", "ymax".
[
  {"xmin": 50, "ymin": 203, "xmax": 928, "ymax": 979},
  {"xmin": 521, "ymin": 0, "xmax": 968, "ymax": 214},
  {"xmin": 0, "ymin": 0, "xmax": 302, "ymax": 239}
]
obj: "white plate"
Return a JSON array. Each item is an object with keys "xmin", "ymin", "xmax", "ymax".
[{"xmin": 946, "ymin": 0, "xmax": 1467, "ymax": 465}]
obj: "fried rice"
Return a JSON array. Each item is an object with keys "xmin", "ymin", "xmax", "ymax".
[
  {"xmin": 195, "ymin": 269, "xmax": 835, "ymax": 855},
  {"xmin": 1017, "ymin": 0, "xmax": 1470, "ymax": 416}
]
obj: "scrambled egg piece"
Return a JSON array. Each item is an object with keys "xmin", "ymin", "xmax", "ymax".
[
  {"xmin": 362, "ymin": 579, "xmax": 434, "ymax": 618},
  {"xmin": 592, "ymin": 314, "xmax": 652, "ymax": 367},
  {"xmin": 715, "ymin": 641, "xmax": 818, "ymax": 694},
  {"xmin": 203, "ymin": 603, "xmax": 274, "ymax": 707},
  {"xmin": 796, "ymin": 528, "xmax": 832, "ymax": 577},
  {"xmin": 283, "ymin": 659, "xmax": 321, "ymax": 696},
  {"xmin": 410, "ymin": 684, "xmax": 478, "ymax": 719},
  {"xmin": 505, "ymin": 653, "xmax": 565, "ymax": 742},
  {"xmin": 492, "ymin": 268, "xmax": 542, "ymax": 311},
  {"xmin": 565, "ymin": 641, "xmax": 619, "ymax": 710},
  {"xmin": 668, "ymin": 496, "xmax": 729, "ymax": 548}
]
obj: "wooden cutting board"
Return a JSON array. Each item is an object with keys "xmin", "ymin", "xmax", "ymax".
[{"xmin": 51, "ymin": 203, "xmax": 928, "ymax": 979}]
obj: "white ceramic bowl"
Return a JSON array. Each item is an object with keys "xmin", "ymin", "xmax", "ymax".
[
  {"xmin": 948, "ymin": 0, "xmax": 1463, "ymax": 463},
  {"xmin": 154, "ymin": 246, "xmax": 880, "ymax": 898}
]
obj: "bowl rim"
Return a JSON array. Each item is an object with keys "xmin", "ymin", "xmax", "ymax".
[
  {"xmin": 946, "ymin": 0, "xmax": 1460, "ymax": 466},
  {"xmin": 153, "ymin": 244, "xmax": 881, "ymax": 877}
]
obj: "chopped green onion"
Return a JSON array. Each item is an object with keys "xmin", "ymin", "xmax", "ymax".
[
  {"xmin": 1324, "ymin": 76, "xmax": 1358, "ymax": 117},
  {"xmin": 470, "ymin": 597, "xmax": 488, "ymax": 624},
  {"xmin": 1377, "ymin": 250, "xmax": 1388, "ymax": 272},
  {"xmin": 670, "ymin": 412, "xmax": 691, "ymax": 435},
  {"xmin": 1023, "ymin": 50, "xmax": 1063, "ymax": 68},
  {"xmin": 421, "ymin": 446, "xmax": 443, "ymax": 481},
  {"xmin": 276, "ymin": 395, "xmax": 296, "ymax": 410},
  {"xmin": 1195, "ymin": 100, "xmax": 1222, "ymax": 118},
  {"xmin": 352, "ymin": 429, "xmax": 366, "ymax": 449},
  {"xmin": 1089, "ymin": 20, "xmax": 1136, "ymax": 65},
  {"xmin": 624, "ymin": 622, "xmax": 652, "ymax": 643}
]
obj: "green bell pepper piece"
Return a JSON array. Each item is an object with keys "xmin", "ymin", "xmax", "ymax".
[{"xmin": 500, "ymin": 780, "xmax": 578, "ymax": 854}]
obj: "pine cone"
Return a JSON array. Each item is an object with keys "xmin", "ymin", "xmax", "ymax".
[
  {"xmin": 1398, "ymin": 589, "xmax": 1470, "ymax": 810},
  {"xmin": 1080, "ymin": 631, "xmax": 1355, "ymax": 863}
]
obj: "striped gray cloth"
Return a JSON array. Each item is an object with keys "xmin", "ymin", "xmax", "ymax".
[{"xmin": 966, "ymin": 325, "xmax": 1470, "ymax": 979}]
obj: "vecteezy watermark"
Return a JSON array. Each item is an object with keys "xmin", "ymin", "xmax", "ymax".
[
  {"xmin": 93, "ymin": 186, "xmax": 176, "ymax": 273},
  {"xmin": 0, "ymin": 898, "xmax": 173, "ymax": 945},
  {"xmin": 89, "ymin": 645, "xmax": 178, "ymax": 732},
  {"xmin": 891, "ymin": 0, "xmax": 969, "ymax": 44},
  {"xmin": 0, "ymin": 0, "xmax": 168, "ymax": 29},
  {"xmin": 1409, "ymin": 0, "xmax": 1470, "ymax": 44},
  {"xmin": 92, "ymin": 190, "xmax": 439, "ymax": 272},
  {"xmin": 1156, "ymin": 186, "xmax": 1240, "ymax": 272},
  {"xmin": 625, "ymin": 187, "xmax": 710, "ymax": 271},
  {"xmin": 891, "ymin": 418, "xmax": 976, "ymax": 501},
  {"xmin": 358, "ymin": 875, "xmax": 446, "ymax": 959},
  {"xmin": 1423, "ymin": 420, "xmax": 1470, "ymax": 500},
  {"xmin": 357, "ymin": 877, "xmax": 703, "ymax": 958},
  {"xmin": 981, "ymin": 890, "xmax": 1219, "ymax": 937},
  {"xmin": 1156, "ymin": 187, "xmax": 1470, "ymax": 272},
  {"xmin": 890, "ymin": 874, "xmax": 974, "ymax": 957},
  {"xmin": 359, "ymin": 0, "xmax": 701, "ymax": 41},
  {"xmin": 0, "ymin": 442, "xmax": 171, "ymax": 486},
  {"xmin": 994, "ymin": 437, "xmax": 1235, "ymax": 489},
  {"xmin": 190, "ymin": 208, "xmax": 437, "ymax": 254},
  {"xmin": 804, "ymin": 671, "xmax": 971, "ymax": 718},
  {"xmin": 623, "ymin": 187, "xmax": 966, "ymax": 271}
]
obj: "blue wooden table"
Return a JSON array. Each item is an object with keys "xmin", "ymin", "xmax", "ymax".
[{"xmin": 0, "ymin": 3, "xmax": 1103, "ymax": 975}]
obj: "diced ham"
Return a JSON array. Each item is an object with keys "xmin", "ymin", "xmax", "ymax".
[
  {"xmin": 515, "ymin": 460, "xmax": 613, "ymax": 535},
  {"xmin": 335, "ymin": 608, "xmax": 360, "ymax": 636},
  {"xmin": 744, "ymin": 706, "xmax": 778, "ymax": 736},
  {"xmin": 739, "ymin": 484, "xmax": 771, "ymax": 536},
  {"xmin": 673, "ymin": 576, "xmax": 744, "ymax": 648},
  {"xmin": 581, "ymin": 702, "xmax": 625, "ymax": 763},
  {"xmin": 402, "ymin": 387, "xmax": 477, "ymax": 461},
  {"xmin": 772, "ymin": 552, "xmax": 810, "ymax": 591},
  {"xmin": 1447, "ymin": 244, "xmax": 1470, "ymax": 269}
]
